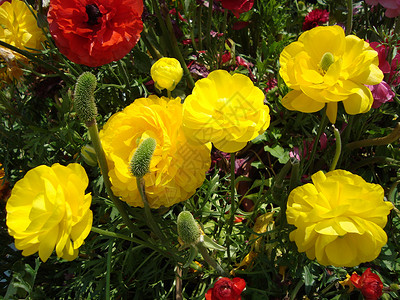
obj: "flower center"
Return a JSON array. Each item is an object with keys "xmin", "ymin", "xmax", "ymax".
[
  {"xmin": 319, "ymin": 52, "xmax": 335, "ymax": 73},
  {"xmin": 85, "ymin": 4, "xmax": 102, "ymax": 26}
]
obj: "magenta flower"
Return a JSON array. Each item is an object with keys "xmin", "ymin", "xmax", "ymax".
[
  {"xmin": 367, "ymin": 81, "xmax": 395, "ymax": 108},
  {"xmin": 302, "ymin": 9, "xmax": 329, "ymax": 31},
  {"xmin": 365, "ymin": 0, "xmax": 400, "ymax": 17},
  {"xmin": 370, "ymin": 42, "xmax": 400, "ymax": 87}
]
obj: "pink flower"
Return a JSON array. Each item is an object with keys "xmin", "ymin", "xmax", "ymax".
[
  {"xmin": 365, "ymin": 0, "xmax": 400, "ymax": 17},
  {"xmin": 367, "ymin": 81, "xmax": 395, "ymax": 108},
  {"xmin": 370, "ymin": 42, "xmax": 400, "ymax": 87},
  {"xmin": 302, "ymin": 9, "xmax": 329, "ymax": 31}
]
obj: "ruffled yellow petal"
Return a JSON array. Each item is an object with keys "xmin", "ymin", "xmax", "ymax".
[
  {"xmin": 286, "ymin": 169, "xmax": 392, "ymax": 267},
  {"xmin": 6, "ymin": 163, "xmax": 92, "ymax": 262}
]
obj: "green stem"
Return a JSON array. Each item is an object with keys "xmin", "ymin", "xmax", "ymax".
[
  {"xmin": 218, "ymin": 10, "xmax": 228, "ymax": 68},
  {"xmin": 141, "ymin": 25, "xmax": 163, "ymax": 60},
  {"xmin": 289, "ymin": 158, "xmax": 300, "ymax": 191},
  {"xmin": 351, "ymin": 156, "xmax": 400, "ymax": 170},
  {"xmin": 91, "ymin": 227, "xmax": 144, "ymax": 244},
  {"xmin": 167, "ymin": 90, "xmax": 172, "ymax": 98},
  {"xmin": 164, "ymin": 10, "xmax": 195, "ymax": 89},
  {"xmin": 346, "ymin": 122, "xmax": 400, "ymax": 150},
  {"xmin": 206, "ymin": 0, "xmax": 213, "ymax": 49},
  {"xmin": 329, "ymin": 126, "xmax": 342, "ymax": 171},
  {"xmin": 197, "ymin": 243, "xmax": 226, "ymax": 275},
  {"xmin": 198, "ymin": 5, "xmax": 203, "ymax": 50},
  {"xmin": 227, "ymin": 152, "xmax": 236, "ymax": 261},
  {"xmin": 87, "ymin": 122, "xmax": 138, "ymax": 234},
  {"xmin": 394, "ymin": 15, "xmax": 400, "ymax": 35},
  {"xmin": 136, "ymin": 177, "xmax": 168, "ymax": 244},
  {"xmin": 305, "ymin": 109, "xmax": 328, "ymax": 173},
  {"xmin": 105, "ymin": 240, "xmax": 113, "ymax": 300},
  {"xmin": 346, "ymin": 0, "xmax": 353, "ymax": 35}
]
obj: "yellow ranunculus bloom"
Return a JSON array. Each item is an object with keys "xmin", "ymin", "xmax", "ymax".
[
  {"xmin": 182, "ymin": 70, "xmax": 270, "ymax": 153},
  {"xmin": 151, "ymin": 57, "xmax": 183, "ymax": 91},
  {"xmin": 286, "ymin": 170, "xmax": 393, "ymax": 267},
  {"xmin": 99, "ymin": 95, "xmax": 211, "ymax": 208},
  {"xmin": 0, "ymin": 0, "xmax": 46, "ymax": 51},
  {"xmin": 279, "ymin": 25, "xmax": 383, "ymax": 123},
  {"xmin": 6, "ymin": 163, "xmax": 93, "ymax": 262}
]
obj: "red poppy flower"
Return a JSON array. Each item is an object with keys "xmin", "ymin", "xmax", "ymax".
[
  {"xmin": 217, "ymin": 0, "xmax": 254, "ymax": 18},
  {"xmin": 205, "ymin": 277, "xmax": 246, "ymax": 300},
  {"xmin": 302, "ymin": 9, "xmax": 329, "ymax": 31},
  {"xmin": 47, "ymin": 0, "xmax": 143, "ymax": 67},
  {"xmin": 350, "ymin": 268, "xmax": 383, "ymax": 300}
]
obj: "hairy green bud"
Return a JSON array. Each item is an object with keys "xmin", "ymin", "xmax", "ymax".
[
  {"xmin": 129, "ymin": 137, "xmax": 157, "ymax": 178},
  {"xmin": 74, "ymin": 72, "xmax": 98, "ymax": 125},
  {"xmin": 177, "ymin": 211, "xmax": 201, "ymax": 245}
]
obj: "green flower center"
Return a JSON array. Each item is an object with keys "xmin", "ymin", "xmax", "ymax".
[{"xmin": 319, "ymin": 52, "xmax": 335, "ymax": 73}]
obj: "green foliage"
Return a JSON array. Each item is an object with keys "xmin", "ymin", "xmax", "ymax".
[{"xmin": 0, "ymin": 0, "xmax": 399, "ymax": 299}]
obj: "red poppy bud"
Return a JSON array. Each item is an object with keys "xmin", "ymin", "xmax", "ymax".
[
  {"xmin": 350, "ymin": 268, "xmax": 383, "ymax": 300},
  {"xmin": 205, "ymin": 277, "xmax": 246, "ymax": 300}
]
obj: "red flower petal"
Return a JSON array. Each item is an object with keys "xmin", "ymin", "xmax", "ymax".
[{"xmin": 48, "ymin": 0, "xmax": 143, "ymax": 67}]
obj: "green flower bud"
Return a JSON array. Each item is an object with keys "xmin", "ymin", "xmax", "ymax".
[
  {"xmin": 74, "ymin": 72, "xmax": 98, "ymax": 125},
  {"xmin": 129, "ymin": 137, "xmax": 157, "ymax": 178},
  {"xmin": 320, "ymin": 52, "xmax": 335, "ymax": 72},
  {"xmin": 81, "ymin": 144, "xmax": 98, "ymax": 167},
  {"xmin": 177, "ymin": 211, "xmax": 201, "ymax": 245}
]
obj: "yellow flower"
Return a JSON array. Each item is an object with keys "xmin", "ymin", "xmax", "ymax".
[
  {"xmin": 279, "ymin": 25, "xmax": 383, "ymax": 123},
  {"xmin": 99, "ymin": 95, "xmax": 211, "ymax": 208},
  {"xmin": 182, "ymin": 70, "xmax": 270, "ymax": 153},
  {"xmin": 151, "ymin": 57, "xmax": 183, "ymax": 91},
  {"xmin": 6, "ymin": 163, "xmax": 93, "ymax": 262},
  {"xmin": 0, "ymin": 0, "xmax": 46, "ymax": 51},
  {"xmin": 286, "ymin": 170, "xmax": 393, "ymax": 267}
]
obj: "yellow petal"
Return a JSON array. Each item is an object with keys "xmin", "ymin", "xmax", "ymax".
[{"xmin": 281, "ymin": 90, "xmax": 326, "ymax": 113}]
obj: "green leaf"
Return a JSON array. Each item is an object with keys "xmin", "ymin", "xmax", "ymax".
[
  {"xmin": 264, "ymin": 145, "xmax": 290, "ymax": 164},
  {"xmin": 202, "ymin": 236, "xmax": 226, "ymax": 252}
]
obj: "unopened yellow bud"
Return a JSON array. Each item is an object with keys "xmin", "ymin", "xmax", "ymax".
[{"xmin": 151, "ymin": 57, "xmax": 183, "ymax": 91}]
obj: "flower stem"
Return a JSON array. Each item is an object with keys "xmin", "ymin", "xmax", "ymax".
[
  {"xmin": 167, "ymin": 90, "xmax": 172, "ymax": 98},
  {"xmin": 329, "ymin": 125, "xmax": 342, "ymax": 171},
  {"xmin": 91, "ymin": 226, "xmax": 143, "ymax": 243},
  {"xmin": 227, "ymin": 152, "xmax": 236, "ymax": 262},
  {"xmin": 305, "ymin": 109, "xmax": 328, "ymax": 173},
  {"xmin": 197, "ymin": 243, "xmax": 226, "ymax": 275},
  {"xmin": 164, "ymin": 9, "xmax": 195, "ymax": 89},
  {"xmin": 346, "ymin": 122, "xmax": 400, "ymax": 150},
  {"xmin": 136, "ymin": 177, "xmax": 168, "ymax": 244},
  {"xmin": 87, "ymin": 122, "xmax": 138, "ymax": 234},
  {"xmin": 105, "ymin": 239, "xmax": 113, "ymax": 300},
  {"xmin": 289, "ymin": 158, "xmax": 300, "ymax": 191},
  {"xmin": 206, "ymin": 0, "xmax": 213, "ymax": 49},
  {"xmin": 346, "ymin": 0, "xmax": 353, "ymax": 35}
]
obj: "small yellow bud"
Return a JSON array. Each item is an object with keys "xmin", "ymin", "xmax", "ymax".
[{"xmin": 150, "ymin": 57, "xmax": 183, "ymax": 91}]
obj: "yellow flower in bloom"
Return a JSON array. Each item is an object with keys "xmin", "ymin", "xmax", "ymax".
[
  {"xmin": 99, "ymin": 96, "xmax": 211, "ymax": 208},
  {"xmin": 182, "ymin": 70, "xmax": 270, "ymax": 153},
  {"xmin": 0, "ymin": 0, "xmax": 46, "ymax": 51},
  {"xmin": 151, "ymin": 57, "xmax": 183, "ymax": 91},
  {"xmin": 279, "ymin": 25, "xmax": 383, "ymax": 123},
  {"xmin": 286, "ymin": 170, "xmax": 393, "ymax": 267},
  {"xmin": 6, "ymin": 163, "xmax": 93, "ymax": 262}
]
